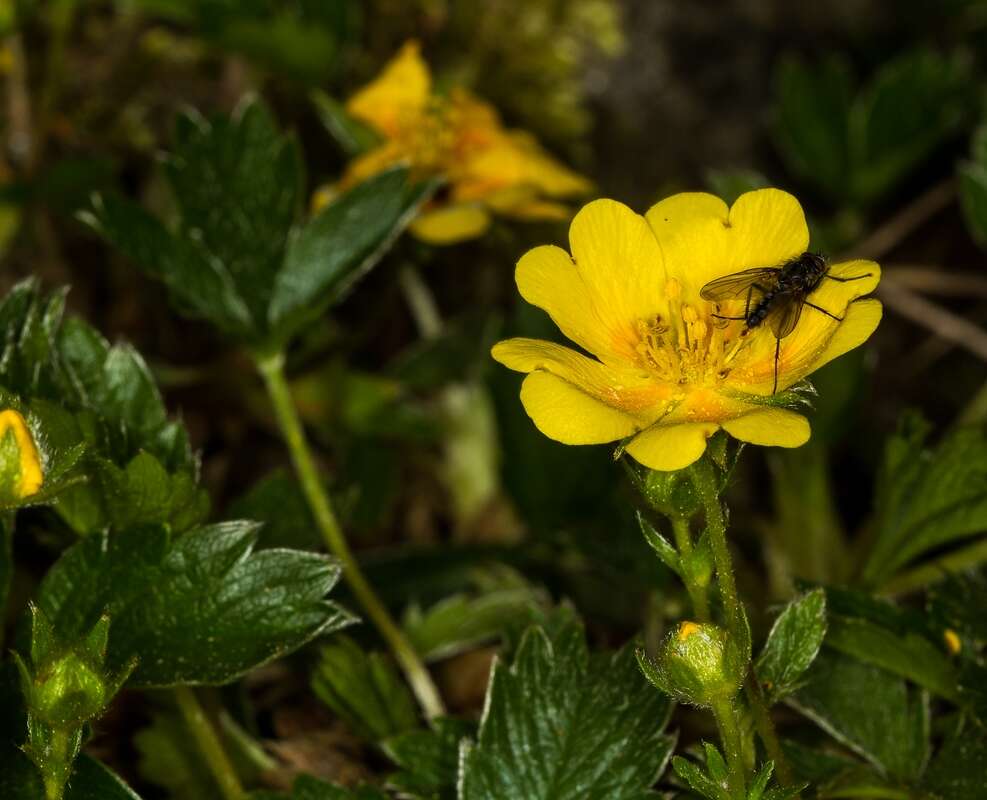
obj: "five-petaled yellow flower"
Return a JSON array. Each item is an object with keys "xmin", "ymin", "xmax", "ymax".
[
  {"xmin": 492, "ymin": 189, "xmax": 882, "ymax": 471},
  {"xmin": 340, "ymin": 41, "xmax": 591, "ymax": 245}
]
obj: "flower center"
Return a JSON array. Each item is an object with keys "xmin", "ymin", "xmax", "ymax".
[{"xmin": 633, "ymin": 280, "xmax": 751, "ymax": 389}]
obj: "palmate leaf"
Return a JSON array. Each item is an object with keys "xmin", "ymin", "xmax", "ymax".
[
  {"xmin": 85, "ymin": 97, "xmax": 434, "ymax": 351},
  {"xmin": 862, "ymin": 414, "xmax": 987, "ymax": 587},
  {"xmin": 458, "ymin": 620, "xmax": 675, "ymax": 800},
  {"xmin": 35, "ymin": 520, "xmax": 355, "ymax": 686}
]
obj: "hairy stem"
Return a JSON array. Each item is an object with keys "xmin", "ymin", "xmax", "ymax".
[
  {"xmin": 670, "ymin": 516, "xmax": 710, "ymax": 621},
  {"xmin": 745, "ymin": 676, "xmax": 795, "ymax": 788},
  {"xmin": 174, "ymin": 686, "xmax": 245, "ymax": 800},
  {"xmin": 711, "ymin": 696, "xmax": 747, "ymax": 799},
  {"xmin": 256, "ymin": 352, "xmax": 445, "ymax": 719}
]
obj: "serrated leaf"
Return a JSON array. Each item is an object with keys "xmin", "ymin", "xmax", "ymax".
[
  {"xmin": 458, "ymin": 620, "xmax": 675, "ymax": 800},
  {"xmin": 36, "ymin": 521, "xmax": 355, "ymax": 686},
  {"xmin": 863, "ymin": 415, "xmax": 987, "ymax": 587},
  {"xmin": 671, "ymin": 754, "xmax": 729, "ymax": 800},
  {"xmin": 311, "ymin": 635, "xmax": 419, "ymax": 742},
  {"xmin": 80, "ymin": 192, "xmax": 254, "ymax": 337},
  {"xmin": 268, "ymin": 167, "xmax": 436, "ymax": 343},
  {"xmin": 789, "ymin": 649, "xmax": 929, "ymax": 780},
  {"xmin": 755, "ymin": 589, "xmax": 827, "ymax": 703},
  {"xmin": 383, "ymin": 717, "xmax": 474, "ymax": 799}
]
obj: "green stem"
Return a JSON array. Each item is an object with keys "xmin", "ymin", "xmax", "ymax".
[
  {"xmin": 174, "ymin": 686, "xmax": 245, "ymax": 800},
  {"xmin": 256, "ymin": 352, "xmax": 445, "ymax": 719},
  {"xmin": 399, "ymin": 263, "xmax": 443, "ymax": 340},
  {"xmin": 671, "ymin": 516, "xmax": 710, "ymax": 621},
  {"xmin": 711, "ymin": 697, "xmax": 747, "ymax": 799},
  {"xmin": 692, "ymin": 457, "xmax": 797, "ymax": 792},
  {"xmin": 745, "ymin": 677, "xmax": 795, "ymax": 789}
]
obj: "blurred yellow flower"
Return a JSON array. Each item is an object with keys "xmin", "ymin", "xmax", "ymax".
[
  {"xmin": 340, "ymin": 41, "xmax": 591, "ymax": 245},
  {"xmin": 492, "ymin": 189, "xmax": 882, "ymax": 471},
  {"xmin": 0, "ymin": 409, "xmax": 43, "ymax": 497}
]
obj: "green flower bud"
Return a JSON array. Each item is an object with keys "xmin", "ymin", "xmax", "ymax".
[
  {"xmin": 642, "ymin": 467, "xmax": 700, "ymax": 518},
  {"xmin": 26, "ymin": 651, "xmax": 107, "ymax": 728},
  {"xmin": 638, "ymin": 621, "xmax": 746, "ymax": 708},
  {"xmin": 0, "ymin": 408, "xmax": 43, "ymax": 503}
]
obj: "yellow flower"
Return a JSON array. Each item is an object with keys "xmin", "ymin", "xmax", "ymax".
[
  {"xmin": 492, "ymin": 189, "xmax": 882, "ymax": 471},
  {"xmin": 340, "ymin": 41, "xmax": 591, "ymax": 245},
  {"xmin": 0, "ymin": 409, "xmax": 43, "ymax": 498}
]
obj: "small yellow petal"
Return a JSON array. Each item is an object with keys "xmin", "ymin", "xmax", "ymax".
[
  {"xmin": 625, "ymin": 422, "xmax": 719, "ymax": 471},
  {"xmin": 346, "ymin": 41, "xmax": 431, "ymax": 138},
  {"xmin": 0, "ymin": 409, "xmax": 43, "ymax": 497},
  {"xmin": 518, "ymin": 371, "xmax": 638, "ymax": 444},
  {"xmin": 646, "ymin": 188, "xmax": 808, "ymax": 298},
  {"xmin": 721, "ymin": 408, "xmax": 810, "ymax": 448},
  {"xmin": 410, "ymin": 204, "xmax": 491, "ymax": 245},
  {"xmin": 811, "ymin": 298, "xmax": 884, "ymax": 373},
  {"xmin": 568, "ymin": 199, "xmax": 667, "ymax": 361}
]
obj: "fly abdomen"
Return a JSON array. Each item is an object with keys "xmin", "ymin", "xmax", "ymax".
[{"xmin": 747, "ymin": 294, "xmax": 774, "ymax": 328}]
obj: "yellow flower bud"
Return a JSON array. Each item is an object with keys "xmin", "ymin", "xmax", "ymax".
[{"xmin": 0, "ymin": 409, "xmax": 43, "ymax": 499}]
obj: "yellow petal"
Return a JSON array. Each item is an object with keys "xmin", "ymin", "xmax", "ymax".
[
  {"xmin": 810, "ymin": 298, "xmax": 883, "ymax": 372},
  {"xmin": 721, "ymin": 408, "xmax": 810, "ymax": 448},
  {"xmin": 625, "ymin": 422, "xmax": 719, "ymax": 471},
  {"xmin": 410, "ymin": 204, "xmax": 490, "ymax": 244},
  {"xmin": 339, "ymin": 142, "xmax": 406, "ymax": 188},
  {"xmin": 567, "ymin": 199, "xmax": 667, "ymax": 362},
  {"xmin": 515, "ymin": 245, "xmax": 616, "ymax": 361},
  {"xmin": 346, "ymin": 41, "xmax": 430, "ymax": 138},
  {"xmin": 518, "ymin": 371, "xmax": 638, "ymax": 444},
  {"xmin": 491, "ymin": 337, "xmax": 666, "ymax": 418},
  {"xmin": 646, "ymin": 188, "xmax": 809, "ymax": 298}
]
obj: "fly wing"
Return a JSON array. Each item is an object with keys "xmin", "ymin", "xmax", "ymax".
[
  {"xmin": 700, "ymin": 267, "xmax": 781, "ymax": 302},
  {"xmin": 768, "ymin": 296, "xmax": 804, "ymax": 339}
]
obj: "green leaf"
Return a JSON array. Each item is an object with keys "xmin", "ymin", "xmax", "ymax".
[
  {"xmin": 0, "ymin": 749, "xmax": 143, "ymax": 800},
  {"xmin": 755, "ymin": 589, "xmax": 827, "ymax": 703},
  {"xmin": 135, "ymin": 710, "xmax": 217, "ymax": 800},
  {"xmin": 311, "ymin": 635, "xmax": 419, "ymax": 742},
  {"xmin": 403, "ymin": 583, "xmax": 546, "ymax": 662},
  {"xmin": 789, "ymin": 649, "xmax": 929, "ymax": 780},
  {"xmin": 824, "ymin": 616, "xmax": 958, "ymax": 702},
  {"xmin": 670, "ymin": 753, "xmax": 729, "ymax": 800},
  {"xmin": 310, "ymin": 90, "xmax": 381, "ymax": 156},
  {"xmin": 959, "ymin": 124, "xmax": 987, "ymax": 249},
  {"xmin": 921, "ymin": 718, "xmax": 987, "ymax": 799},
  {"xmin": 863, "ymin": 415, "xmax": 987, "ymax": 586},
  {"xmin": 848, "ymin": 49, "xmax": 971, "ymax": 205},
  {"xmin": 268, "ymin": 168, "xmax": 436, "ymax": 344},
  {"xmin": 80, "ymin": 192, "xmax": 254, "ymax": 337},
  {"xmin": 458, "ymin": 620, "xmax": 675, "ymax": 799},
  {"xmin": 772, "ymin": 54, "xmax": 852, "ymax": 200},
  {"xmin": 166, "ymin": 98, "xmax": 303, "ymax": 329},
  {"xmin": 383, "ymin": 717, "xmax": 475, "ymax": 799},
  {"xmin": 37, "ymin": 521, "xmax": 355, "ymax": 686}
]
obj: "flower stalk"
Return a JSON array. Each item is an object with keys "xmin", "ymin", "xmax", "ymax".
[
  {"xmin": 670, "ymin": 516, "xmax": 710, "ymax": 622},
  {"xmin": 256, "ymin": 351, "xmax": 445, "ymax": 720},
  {"xmin": 174, "ymin": 687, "xmax": 245, "ymax": 800}
]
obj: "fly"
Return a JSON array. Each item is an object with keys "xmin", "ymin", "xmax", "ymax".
[{"xmin": 699, "ymin": 252, "xmax": 872, "ymax": 394}]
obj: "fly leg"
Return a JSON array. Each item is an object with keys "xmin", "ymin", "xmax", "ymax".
[
  {"xmin": 804, "ymin": 301, "xmax": 843, "ymax": 321},
  {"xmin": 825, "ymin": 273, "xmax": 872, "ymax": 283},
  {"xmin": 773, "ymin": 337, "xmax": 780, "ymax": 394}
]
